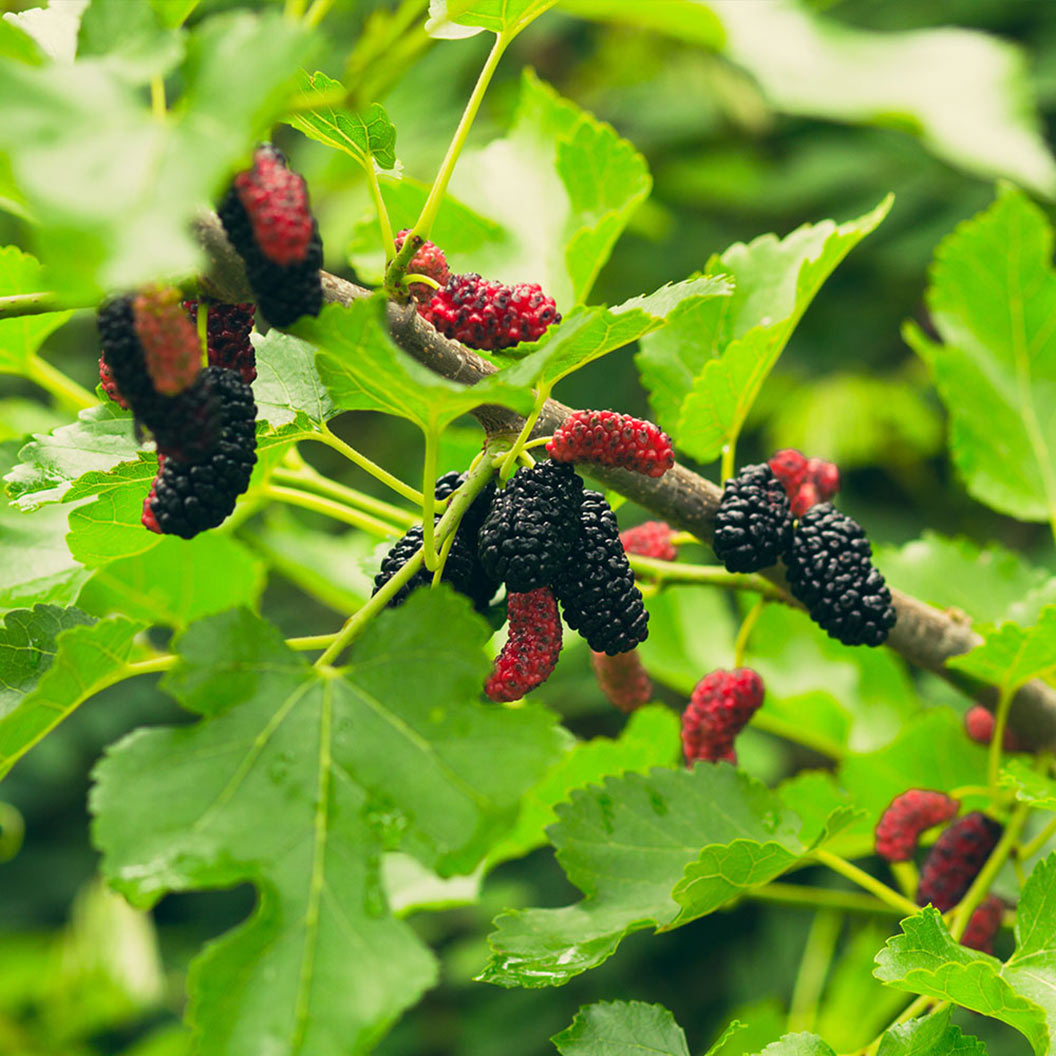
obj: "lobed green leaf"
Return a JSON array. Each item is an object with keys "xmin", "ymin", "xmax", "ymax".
[
  {"xmin": 551, "ymin": 1000, "xmax": 690, "ymax": 1056},
  {"xmin": 947, "ymin": 606, "xmax": 1056, "ymax": 692}
]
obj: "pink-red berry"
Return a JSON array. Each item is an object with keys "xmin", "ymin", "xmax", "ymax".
[
  {"xmin": 132, "ymin": 287, "xmax": 201, "ymax": 397},
  {"xmin": 590, "ymin": 648, "xmax": 652, "ymax": 713},
  {"xmin": 874, "ymin": 789, "xmax": 960, "ymax": 862},
  {"xmin": 485, "ymin": 588, "xmax": 563, "ymax": 702},
  {"xmin": 620, "ymin": 521, "xmax": 678, "ymax": 561},
  {"xmin": 961, "ymin": 894, "xmax": 1004, "ymax": 953},
  {"xmin": 965, "ymin": 706, "xmax": 1025, "ymax": 752},
  {"xmin": 768, "ymin": 449, "xmax": 840, "ymax": 516},
  {"xmin": 421, "ymin": 273, "xmax": 560, "ymax": 351},
  {"xmin": 183, "ymin": 300, "xmax": 257, "ymax": 385},
  {"xmin": 234, "ymin": 144, "xmax": 315, "ymax": 266},
  {"xmin": 681, "ymin": 668, "xmax": 764, "ymax": 765},
  {"xmin": 98, "ymin": 355, "xmax": 129, "ymax": 409},
  {"xmin": 547, "ymin": 410, "xmax": 674, "ymax": 478},
  {"xmin": 395, "ymin": 228, "xmax": 451, "ymax": 303},
  {"xmin": 917, "ymin": 812, "xmax": 1002, "ymax": 912}
]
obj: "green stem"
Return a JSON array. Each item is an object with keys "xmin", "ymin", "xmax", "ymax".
[
  {"xmin": 311, "ymin": 424, "xmax": 423, "ymax": 504},
  {"xmin": 890, "ymin": 860, "xmax": 919, "ymax": 900},
  {"xmin": 720, "ymin": 441, "xmax": 736, "ymax": 484},
  {"xmin": 24, "ymin": 354, "xmax": 96, "ymax": 412},
  {"xmin": 262, "ymin": 483, "xmax": 402, "ymax": 538},
  {"xmin": 365, "ymin": 159, "xmax": 395, "ymax": 263},
  {"xmin": 628, "ymin": 554, "xmax": 791, "ymax": 603},
  {"xmin": 404, "ymin": 272, "xmax": 441, "ymax": 291},
  {"xmin": 421, "ymin": 427, "xmax": 440, "ymax": 569},
  {"xmin": 386, "ymin": 30, "xmax": 511, "ymax": 291},
  {"xmin": 195, "ymin": 298, "xmax": 209, "ymax": 369},
  {"xmin": 0, "ymin": 291, "xmax": 66, "ymax": 318},
  {"xmin": 304, "ymin": 0, "xmax": 336, "ymax": 27},
  {"xmin": 150, "ymin": 75, "xmax": 166, "ymax": 120},
  {"xmin": 788, "ymin": 909, "xmax": 842, "ymax": 1033},
  {"xmin": 271, "ymin": 465, "xmax": 418, "ymax": 528},
  {"xmin": 749, "ymin": 883, "xmax": 899, "ymax": 916},
  {"xmin": 813, "ymin": 849, "xmax": 920, "ymax": 917},
  {"xmin": 284, "ymin": 0, "xmax": 307, "ymax": 19},
  {"xmin": 733, "ymin": 597, "xmax": 767, "ymax": 667},
  {"xmin": 670, "ymin": 531, "xmax": 698, "ymax": 546},
  {"xmin": 522, "ymin": 435, "xmax": 552, "ymax": 451},
  {"xmin": 500, "ymin": 386, "xmax": 549, "ymax": 480},
  {"xmin": 988, "ymin": 683, "xmax": 1016, "ymax": 791},
  {"xmin": 1019, "ymin": 812, "xmax": 1056, "ymax": 861}
]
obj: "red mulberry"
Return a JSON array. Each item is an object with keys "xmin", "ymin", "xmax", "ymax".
[
  {"xmin": 591, "ymin": 648, "xmax": 652, "ymax": 712},
  {"xmin": 965, "ymin": 706, "xmax": 1025, "ymax": 751},
  {"xmin": 961, "ymin": 894, "xmax": 1004, "ymax": 953},
  {"xmin": 98, "ymin": 355, "xmax": 129, "ymax": 409},
  {"xmin": 874, "ymin": 789, "xmax": 959, "ymax": 862},
  {"xmin": 395, "ymin": 229, "xmax": 451, "ymax": 303},
  {"xmin": 421, "ymin": 273, "xmax": 560, "ymax": 351},
  {"xmin": 681, "ymin": 668, "xmax": 764, "ymax": 765},
  {"xmin": 712, "ymin": 463, "xmax": 793, "ymax": 573},
  {"xmin": 485, "ymin": 588, "xmax": 562, "ymax": 701},
  {"xmin": 620, "ymin": 521, "xmax": 678, "ymax": 561},
  {"xmin": 546, "ymin": 410, "xmax": 674, "ymax": 478},
  {"xmin": 184, "ymin": 300, "xmax": 257, "ymax": 384},
  {"xmin": 769, "ymin": 449, "xmax": 840, "ymax": 516},
  {"xmin": 131, "ymin": 286, "xmax": 201, "ymax": 396},
  {"xmin": 917, "ymin": 812, "xmax": 1002, "ymax": 912}
]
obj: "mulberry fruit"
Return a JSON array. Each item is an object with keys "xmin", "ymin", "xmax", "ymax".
[
  {"xmin": 421, "ymin": 273, "xmax": 560, "ymax": 351},
  {"xmin": 98, "ymin": 295, "xmax": 165, "ymax": 424},
  {"xmin": 784, "ymin": 503, "xmax": 896, "ymax": 647},
  {"xmin": 681, "ymin": 668, "xmax": 764, "ymax": 765},
  {"xmin": 217, "ymin": 144, "xmax": 323, "ymax": 328},
  {"xmin": 98, "ymin": 355, "xmax": 128, "ymax": 409},
  {"xmin": 553, "ymin": 489, "xmax": 649, "ymax": 655},
  {"xmin": 620, "ymin": 520, "xmax": 678, "ymax": 561},
  {"xmin": 478, "ymin": 461, "xmax": 583, "ymax": 592},
  {"xmin": 768, "ymin": 449, "xmax": 840, "ymax": 516},
  {"xmin": 917, "ymin": 811, "xmax": 1002, "ymax": 912},
  {"xmin": 712, "ymin": 463, "xmax": 793, "ymax": 573},
  {"xmin": 874, "ymin": 789, "xmax": 960, "ymax": 862},
  {"xmin": 142, "ymin": 367, "xmax": 257, "ymax": 539},
  {"xmin": 591, "ymin": 648, "xmax": 652, "ymax": 712},
  {"xmin": 184, "ymin": 300, "xmax": 257, "ymax": 384},
  {"xmin": 131, "ymin": 286, "xmax": 201, "ymax": 396},
  {"xmin": 965, "ymin": 706, "xmax": 1025, "ymax": 751},
  {"xmin": 395, "ymin": 229, "xmax": 450, "ymax": 303},
  {"xmin": 546, "ymin": 410, "xmax": 674, "ymax": 478},
  {"xmin": 961, "ymin": 894, "xmax": 1004, "ymax": 953},
  {"xmin": 485, "ymin": 588, "xmax": 563, "ymax": 701}
]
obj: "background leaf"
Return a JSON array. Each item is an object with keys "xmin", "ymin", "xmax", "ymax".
[
  {"xmin": 551, "ymin": 1000, "xmax": 690, "ymax": 1056},
  {"xmin": 0, "ymin": 246, "xmax": 73, "ymax": 375},
  {"xmin": 877, "ymin": 1006, "xmax": 987, "ymax": 1055},
  {"xmin": 947, "ymin": 606, "xmax": 1056, "ymax": 691}
]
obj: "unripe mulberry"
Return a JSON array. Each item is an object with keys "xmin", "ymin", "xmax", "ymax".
[
  {"xmin": 620, "ymin": 520, "xmax": 678, "ymax": 561},
  {"xmin": 395, "ymin": 228, "xmax": 450, "ymax": 303},
  {"xmin": 784, "ymin": 503, "xmax": 896, "ymax": 647},
  {"xmin": 485, "ymin": 588, "xmax": 562, "ymax": 701},
  {"xmin": 546, "ymin": 410, "xmax": 674, "ymax": 478},
  {"xmin": 769, "ymin": 449, "xmax": 840, "ymax": 516},
  {"xmin": 917, "ymin": 812, "xmax": 1002, "ymax": 912},
  {"xmin": 217, "ymin": 144, "xmax": 323, "ymax": 328},
  {"xmin": 421, "ymin": 273, "xmax": 560, "ymax": 351},
  {"xmin": 142, "ymin": 367, "xmax": 257, "ymax": 539},
  {"xmin": 553, "ymin": 489, "xmax": 649, "ymax": 655},
  {"xmin": 132, "ymin": 286, "xmax": 200, "ymax": 396},
  {"xmin": 478, "ymin": 461, "xmax": 583, "ymax": 592},
  {"xmin": 712, "ymin": 463, "xmax": 793, "ymax": 573},
  {"xmin": 961, "ymin": 894, "xmax": 1004, "ymax": 954},
  {"xmin": 681, "ymin": 668, "xmax": 764, "ymax": 765},
  {"xmin": 874, "ymin": 789, "xmax": 959, "ymax": 862},
  {"xmin": 98, "ymin": 356, "xmax": 129, "ymax": 409},
  {"xmin": 591, "ymin": 648, "xmax": 652, "ymax": 712},
  {"xmin": 965, "ymin": 706, "xmax": 1025, "ymax": 751},
  {"xmin": 184, "ymin": 300, "xmax": 257, "ymax": 384},
  {"xmin": 769, "ymin": 448, "xmax": 808, "ymax": 493}
]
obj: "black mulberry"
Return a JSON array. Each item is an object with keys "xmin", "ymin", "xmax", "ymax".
[
  {"xmin": 784, "ymin": 503, "xmax": 897, "ymax": 647},
  {"xmin": 712, "ymin": 463, "xmax": 793, "ymax": 573}
]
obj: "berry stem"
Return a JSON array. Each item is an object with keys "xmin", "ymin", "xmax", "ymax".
[
  {"xmin": 720, "ymin": 441, "xmax": 736, "ymax": 484},
  {"xmin": 0, "ymin": 291, "xmax": 70, "ymax": 318},
  {"xmin": 24, "ymin": 354, "xmax": 96, "ymax": 412},
  {"xmin": 261, "ymin": 483, "xmax": 404, "ymax": 538},
  {"xmin": 732, "ymin": 597, "xmax": 767, "ymax": 668},
  {"xmin": 750, "ymin": 883, "xmax": 901, "ymax": 917},
  {"xmin": 194, "ymin": 298, "xmax": 209, "ymax": 369},
  {"xmin": 812, "ymin": 849, "xmax": 921, "ymax": 917},
  {"xmin": 987, "ymin": 683, "xmax": 1016, "ymax": 791},
  {"xmin": 522, "ymin": 436, "xmax": 553, "ymax": 451},
  {"xmin": 150, "ymin": 75, "xmax": 166, "ymax": 121},
  {"xmin": 500, "ymin": 385, "xmax": 550, "ymax": 481},
  {"xmin": 1018, "ymin": 812, "xmax": 1056, "ymax": 861},
  {"xmin": 627, "ymin": 553, "xmax": 792, "ymax": 603},
  {"xmin": 890, "ymin": 860, "xmax": 919, "ymax": 899},
  {"xmin": 364, "ymin": 158, "xmax": 395, "ymax": 265},
  {"xmin": 311, "ymin": 423, "xmax": 424, "ymax": 504},
  {"xmin": 271, "ymin": 464, "xmax": 418, "ymax": 528},
  {"xmin": 404, "ymin": 272, "xmax": 441, "ymax": 291},
  {"xmin": 787, "ymin": 909, "xmax": 842, "ymax": 1033},
  {"xmin": 431, "ymin": 531, "xmax": 457, "ymax": 587}
]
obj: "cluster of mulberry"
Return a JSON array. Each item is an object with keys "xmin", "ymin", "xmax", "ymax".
[
  {"xmin": 546, "ymin": 410, "xmax": 674, "ymax": 478},
  {"xmin": 681, "ymin": 668, "xmax": 764, "ymax": 764},
  {"xmin": 768, "ymin": 448, "xmax": 839, "ymax": 516}
]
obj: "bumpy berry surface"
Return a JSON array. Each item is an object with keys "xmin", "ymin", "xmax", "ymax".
[
  {"xmin": 620, "ymin": 520, "xmax": 678, "ymax": 561},
  {"xmin": 98, "ymin": 355, "xmax": 129, "ymax": 409},
  {"xmin": 874, "ymin": 789, "xmax": 960, "ymax": 862},
  {"xmin": 769, "ymin": 449, "xmax": 809, "ymax": 493},
  {"xmin": 546, "ymin": 410, "xmax": 674, "ymax": 478},
  {"xmin": 713, "ymin": 463, "xmax": 794, "ymax": 573},
  {"xmin": 553, "ymin": 489, "xmax": 649, "ymax": 655},
  {"xmin": 965, "ymin": 705, "xmax": 1025, "ymax": 751},
  {"xmin": 421, "ymin": 273, "xmax": 560, "ymax": 351},
  {"xmin": 681, "ymin": 668, "xmax": 764, "ymax": 765},
  {"xmin": 234, "ymin": 144, "xmax": 315, "ymax": 266},
  {"xmin": 142, "ymin": 367, "xmax": 257, "ymax": 539},
  {"xmin": 132, "ymin": 287, "xmax": 200, "ymax": 396},
  {"xmin": 485, "ymin": 588, "xmax": 563, "ymax": 701},
  {"xmin": 917, "ymin": 812, "xmax": 1002, "ymax": 912},
  {"xmin": 785, "ymin": 503, "xmax": 897, "ymax": 647},
  {"xmin": 591, "ymin": 648, "xmax": 652, "ymax": 713},
  {"xmin": 184, "ymin": 300, "xmax": 257, "ymax": 384},
  {"xmin": 478, "ymin": 461, "xmax": 583, "ymax": 592},
  {"xmin": 395, "ymin": 229, "xmax": 451, "ymax": 303},
  {"xmin": 769, "ymin": 449, "xmax": 840, "ymax": 516},
  {"xmin": 218, "ymin": 146, "xmax": 322, "ymax": 328},
  {"xmin": 961, "ymin": 894, "xmax": 1004, "ymax": 953},
  {"xmin": 98, "ymin": 296, "xmax": 161, "ymax": 422}
]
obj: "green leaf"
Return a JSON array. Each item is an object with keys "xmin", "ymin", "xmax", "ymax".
[
  {"xmin": 426, "ymin": 0, "xmax": 557, "ymax": 38},
  {"xmin": 877, "ymin": 1006, "xmax": 987, "ymax": 1056},
  {"xmin": 561, "ymin": 0, "xmax": 723, "ymax": 46},
  {"xmin": 77, "ymin": 0, "xmax": 183, "ymax": 83},
  {"xmin": 479, "ymin": 766, "xmax": 817, "ymax": 987},
  {"xmin": 0, "ymin": 15, "xmax": 45, "ymax": 65},
  {"xmin": 752, "ymin": 1036, "xmax": 836, "ymax": 1056},
  {"xmin": 0, "ymin": 606, "xmax": 141, "ymax": 778},
  {"xmin": 665, "ymin": 196, "xmax": 890, "ymax": 462},
  {"xmin": 287, "ymin": 70, "xmax": 396, "ymax": 171},
  {"xmin": 149, "ymin": 0, "xmax": 199, "ymax": 30},
  {"xmin": 2, "ymin": 0, "xmax": 84, "ymax": 62},
  {"xmin": 92, "ymin": 593, "xmax": 563, "ymax": 1055},
  {"xmin": 947, "ymin": 607, "xmax": 1056, "ymax": 692},
  {"xmin": 253, "ymin": 328, "xmax": 336, "ymax": 431},
  {"xmin": 999, "ymin": 758, "xmax": 1056, "ymax": 812},
  {"xmin": 0, "ymin": 245, "xmax": 73, "ymax": 375},
  {"xmin": 551, "ymin": 1000, "xmax": 690, "ymax": 1056},
  {"xmin": 874, "ymin": 904, "xmax": 1051, "ymax": 1055}
]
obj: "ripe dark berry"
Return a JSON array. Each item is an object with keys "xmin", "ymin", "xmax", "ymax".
[
  {"xmin": 478, "ymin": 461, "xmax": 583, "ymax": 592},
  {"xmin": 961, "ymin": 894, "xmax": 1004, "ymax": 953},
  {"xmin": 681, "ymin": 668, "xmax": 764, "ymax": 765},
  {"xmin": 395, "ymin": 228, "xmax": 451, "ymax": 303},
  {"xmin": 965, "ymin": 706, "xmax": 1025, "ymax": 751},
  {"xmin": 712, "ymin": 463, "xmax": 793, "ymax": 573},
  {"xmin": 785, "ymin": 503, "xmax": 897, "ymax": 647},
  {"xmin": 769, "ymin": 449, "xmax": 841, "ymax": 516},
  {"xmin": 184, "ymin": 300, "xmax": 257, "ymax": 384},
  {"xmin": 421, "ymin": 273, "xmax": 560, "ymax": 351},
  {"xmin": 591, "ymin": 648, "xmax": 652, "ymax": 713},
  {"xmin": 217, "ymin": 144, "xmax": 323, "ymax": 328},
  {"xmin": 132, "ymin": 286, "xmax": 200, "ymax": 396},
  {"xmin": 142, "ymin": 367, "xmax": 257, "ymax": 539},
  {"xmin": 874, "ymin": 789, "xmax": 959, "ymax": 862},
  {"xmin": 553, "ymin": 489, "xmax": 649, "ymax": 655},
  {"xmin": 546, "ymin": 410, "xmax": 674, "ymax": 478},
  {"xmin": 620, "ymin": 520, "xmax": 678, "ymax": 561},
  {"xmin": 917, "ymin": 812, "xmax": 1003, "ymax": 912},
  {"xmin": 98, "ymin": 295, "xmax": 165, "ymax": 424},
  {"xmin": 98, "ymin": 355, "xmax": 129, "ymax": 409},
  {"xmin": 485, "ymin": 588, "xmax": 562, "ymax": 701}
]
